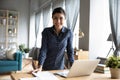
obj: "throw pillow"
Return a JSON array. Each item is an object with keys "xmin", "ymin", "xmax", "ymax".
[
  {"xmin": 6, "ymin": 48, "xmax": 16, "ymax": 60},
  {"xmin": 0, "ymin": 49, "xmax": 6, "ymax": 60}
]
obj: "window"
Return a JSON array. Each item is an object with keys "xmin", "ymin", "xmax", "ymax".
[{"xmin": 29, "ymin": 0, "xmax": 80, "ymax": 49}]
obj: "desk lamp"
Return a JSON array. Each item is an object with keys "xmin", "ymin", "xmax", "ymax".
[
  {"xmin": 106, "ymin": 33, "xmax": 114, "ymax": 57},
  {"xmin": 97, "ymin": 33, "xmax": 114, "ymax": 64}
]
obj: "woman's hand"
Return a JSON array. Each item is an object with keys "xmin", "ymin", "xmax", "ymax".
[
  {"xmin": 32, "ymin": 68, "xmax": 42, "ymax": 73},
  {"xmin": 32, "ymin": 65, "xmax": 42, "ymax": 73}
]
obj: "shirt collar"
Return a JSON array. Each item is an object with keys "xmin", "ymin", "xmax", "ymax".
[{"xmin": 52, "ymin": 26, "xmax": 66, "ymax": 33}]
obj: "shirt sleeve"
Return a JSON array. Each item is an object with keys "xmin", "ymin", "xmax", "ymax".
[
  {"xmin": 66, "ymin": 30, "xmax": 74, "ymax": 63},
  {"xmin": 38, "ymin": 29, "xmax": 48, "ymax": 65}
]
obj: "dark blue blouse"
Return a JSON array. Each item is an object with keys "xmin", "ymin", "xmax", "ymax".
[{"xmin": 38, "ymin": 26, "xmax": 74, "ymax": 70}]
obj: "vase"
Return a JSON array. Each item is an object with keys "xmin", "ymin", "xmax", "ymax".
[
  {"xmin": 24, "ymin": 53, "xmax": 29, "ymax": 58},
  {"xmin": 110, "ymin": 68, "xmax": 120, "ymax": 79}
]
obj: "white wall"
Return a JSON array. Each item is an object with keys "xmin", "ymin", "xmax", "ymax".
[
  {"xmin": 0, "ymin": 0, "xmax": 30, "ymax": 47},
  {"xmin": 89, "ymin": 0, "xmax": 112, "ymax": 59}
]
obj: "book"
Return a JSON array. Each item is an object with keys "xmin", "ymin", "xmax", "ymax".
[
  {"xmin": 94, "ymin": 64, "xmax": 110, "ymax": 73},
  {"xmin": 94, "ymin": 69, "xmax": 110, "ymax": 74},
  {"xmin": 97, "ymin": 64, "xmax": 106, "ymax": 67},
  {"xmin": 96, "ymin": 64, "xmax": 109, "ymax": 70}
]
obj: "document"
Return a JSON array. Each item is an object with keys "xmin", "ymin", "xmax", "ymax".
[
  {"xmin": 20, "ymin": 77, "xmax": 39, "ymax": 80},
  {"xmin": 20, "ymin": 71, "xmax": 59, "ymax": 80}
]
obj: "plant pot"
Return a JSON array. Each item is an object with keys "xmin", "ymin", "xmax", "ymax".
[
  {"xmin": 24, "ymin": 53, "xmax": 29, "ymax": 58},
  {"xmin": 110, "ymin": 68, "xmax": 120, "ymax": 79}
]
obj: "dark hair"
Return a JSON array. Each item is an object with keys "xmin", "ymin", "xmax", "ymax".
[{"xmin": 52, "ymin": 7, "xmax": 66, "ymax": 18}]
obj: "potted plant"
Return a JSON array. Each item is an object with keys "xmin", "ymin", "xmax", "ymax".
[
  {"xmin": 24, "ymin": 48, "xmax": 30, "ymax": 53},
  {"xmin": 19, "ymin": 44, "xmax": 25, "ymax": 53},
  {"xmin": 106, "ymin": 55, "xmax": 120, "ymax": 79},
  {"xmin": 19, "ymin": 44, "xmax": 30, "ymax": 58},
  {"xmin": 24, "ymin": 48, "xmax": 30, "ymax": 58}
]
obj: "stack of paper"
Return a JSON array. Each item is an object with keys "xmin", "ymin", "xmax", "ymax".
[
  {"xmin": 20, "ymin": 71, "xmax": 59, "ymax": 80},
  {"xmin": 32, "ymin": 71, "xmax": 59, "ymax": 80}
]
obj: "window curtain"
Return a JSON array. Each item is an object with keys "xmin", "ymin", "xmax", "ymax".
[
  {"xmin": 43, "ymin": 3, "xmax": 52, "ymax": 28},
  {"xmin": 65, "ymin": 0, "xmax": 80, "ymax": 31},
  {"xmin": 29, "ymin": 11, "xmax": 42, "ymax": 58},
  {"xmin": 52, "ymin": 0, "xmax": 65, "ymax": 9},
  {"xmin": 34, "ymin": 11, "xmax": 41, "ymax": 47},
  {"xmin": 109, "ymin": 0, "xmax": 120, "ymax": 56}
]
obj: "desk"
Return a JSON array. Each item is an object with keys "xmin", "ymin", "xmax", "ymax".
[{"xmin": 11, "ymin": 70, "xmax": 118, "ymax": 80}]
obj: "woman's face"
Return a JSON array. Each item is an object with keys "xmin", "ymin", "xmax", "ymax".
[{"xmin": 52, "ymin": 13, "xmax": 65, "ymax": 29}]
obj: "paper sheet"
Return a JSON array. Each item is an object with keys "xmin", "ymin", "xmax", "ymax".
[
  {"xmin": 20, "ymin": 71, "xmax": 59, "ymax": 80},
  {"xmin": 20, "ymin": 77, "xmax": 39, "ymax": 80},
  {"xmin": 32, "ymin": 71, "xmax": 59, "ymax": 80}
]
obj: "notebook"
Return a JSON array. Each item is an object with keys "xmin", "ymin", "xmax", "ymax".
[{"xmin": 54, "ymin": 59, "xmax": 100, "ymax": 78}]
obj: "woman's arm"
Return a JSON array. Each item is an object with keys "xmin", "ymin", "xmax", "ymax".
[
  {"xmin": 66, "ymin": 30, "xmax": 74, "ymax": 66},
  {"xmin": 35, "ymin": 29, "xmax": 48, "ymax": 71}
]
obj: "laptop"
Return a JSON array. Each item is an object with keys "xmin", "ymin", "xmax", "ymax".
[{"xmin": 54, "ymin": 59, "xmax": 100, "ymax": 78}]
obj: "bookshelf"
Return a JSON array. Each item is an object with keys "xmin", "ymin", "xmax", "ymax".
[{"xmin": 0, "ymin": 10, "xmax": 18, "ymax": 49}]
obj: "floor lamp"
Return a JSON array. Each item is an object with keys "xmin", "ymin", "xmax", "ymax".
[{"xmin": 106, "ymin": 33, "xmax": 114, "ymax": 57}]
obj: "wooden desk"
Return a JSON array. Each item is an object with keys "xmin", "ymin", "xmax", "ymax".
[{"xmin": 11, "ymin": 70, "xmax": 118, "ymax": 80}]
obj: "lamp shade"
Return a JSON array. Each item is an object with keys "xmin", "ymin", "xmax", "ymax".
[{"xmin": 107, "ymin": 33, "xmax": 113, "ymax": 41}]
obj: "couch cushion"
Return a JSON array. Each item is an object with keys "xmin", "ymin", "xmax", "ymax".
[
  {"xmin": 0, "ymin": 49, "xmax": 6, "ymax": 60},
  {"xmin": 6, "ymin": 48, "xmax": 16, "ymax": 60},
  {"xmin": 0, "ymin": 60, "xmax": 18, "ymax": 66}
]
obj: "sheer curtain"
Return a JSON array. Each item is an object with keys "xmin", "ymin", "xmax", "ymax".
[
  {"xmin": 43, "ymin": 3, "xmax": 52, "ymax": 28},
  {"xmin": 109, "ymin": 0, "xmax": 120, "ymax": 56},
  {"xmin": 34, "ymin": 12, "xmax": 41, "ymax": 47},
  {"xmin": 52, "ymin": 0, "xmax": 65, "ymax": 9},
  {"xmin": 65, "ymin": 0, "xmax": 80, "ymax": 31},
  {"xmin": 29, "ymin": 11, "xmax": 42, "ymax": 58}
]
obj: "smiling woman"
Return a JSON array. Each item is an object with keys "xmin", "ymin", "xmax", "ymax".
[
  {"xmin": 32, "ymin": 7, "xmax": 74, "ymax": 72},
  {"xmin": 52, "ymin": 7, "xmax": 66, "ymax": 35}
]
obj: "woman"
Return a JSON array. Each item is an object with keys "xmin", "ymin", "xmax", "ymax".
[{"xmin": 34, "ymin": 7, "xmax": 74, "ymax": 72}]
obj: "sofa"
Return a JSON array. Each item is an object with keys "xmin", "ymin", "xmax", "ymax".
[{"xmin": 0, "ymin": 52, "xmax": 22, "ymax": 73}]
